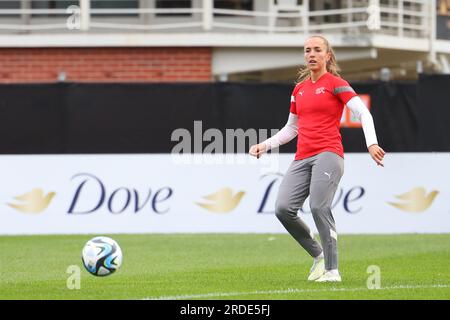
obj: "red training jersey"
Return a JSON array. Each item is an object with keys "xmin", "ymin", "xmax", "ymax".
[{"xmin": 290, "ymin": 72, "xmax": 357, "ymax": 160}]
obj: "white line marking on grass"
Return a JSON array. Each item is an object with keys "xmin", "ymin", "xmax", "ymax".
[{"xmin": 143, "ymin": 284, "xmax": 450, "ymax": 300}]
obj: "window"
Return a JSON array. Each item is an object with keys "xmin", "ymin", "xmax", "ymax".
[
  {"xmin": 32, "ymin": 1, "xmax": 78, "ymax": 10},
  {"xmin": 156, "ymin": 0, "xmax": 192, "ymax": 16},
  {"xmin": 155, "ymin": 0, "xmax": 254, "ymax": 17},
  {"xmin": 0, "ymin": 0, "xmax": 21, "ymax": 9},
  {"xmin": 31, "ymin": 1, "xmax": 138, "ymax": 16},
  {"xmin": 213, "ymin": 0, "xmax": 253, "ymax": 17},
  {"xmin": 437, "ymin": 0, "xmax": 450, "ymax": 40},
  {"xmin": 214, "ymin": 0, "xmax": 253, "ymax": 11},
  {"xmin": 0, "ymin": 1, "xmax": 21, "ymax": 17},
  {"xmin": 92, "ymin": 0, "xmax": 138, "ymax": 10},
  {"xmin": 90, "ymin": 0, "xmax": 138, "ymax": 16}
]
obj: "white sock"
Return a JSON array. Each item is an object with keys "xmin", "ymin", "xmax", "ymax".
[{"xmin": 314, "ymin": 252, "xmax": 324, "ymax": 261}]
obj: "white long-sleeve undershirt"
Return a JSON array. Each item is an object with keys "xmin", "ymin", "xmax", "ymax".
[
  {"xmin": 346, "ymin": 96, "xmax": 378, "ymax": 148},
  {"xmin": 262, "ymin": 113, "xmax": 298, "ymax": 151},
  {"xmin": 262, "ymin": 95, "xmax": 379, "ymax": 151}
]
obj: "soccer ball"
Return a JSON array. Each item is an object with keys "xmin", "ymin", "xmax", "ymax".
[{"xmin": 81, "ymin": 236, "xmax": 123, "ymax": 277}]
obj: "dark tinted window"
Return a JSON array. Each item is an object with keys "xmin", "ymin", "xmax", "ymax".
[
  {"xmin": 156, "ymin": 0, "xmax": 192, "ymax": 16},
  {"xmin": 214, "ymin": 0, "xmax": 253, "ymax": 11},
  {"xmin": 32, "ymin": 1, "xmax": 138, "ymax": 16}
]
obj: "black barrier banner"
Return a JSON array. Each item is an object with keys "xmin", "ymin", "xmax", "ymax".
[
  {"xmin": 348, "ymin": 82, "xmax": 418, "ymax": 152},
  {"xmin": 0, "ymin": 77, "xmax": 448, "ymax": 154},
  {"xmin": 417, "ymin": 74, "xmax": 450, "ymax": 151}
]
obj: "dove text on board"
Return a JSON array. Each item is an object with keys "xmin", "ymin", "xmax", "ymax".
[
  {"xmin": 257, "ymin": 174, "xmax": 365, "ymax": 214},
  {"xmin": 67, "ymin": 173, "xmax": 174, "ymax": 215}
]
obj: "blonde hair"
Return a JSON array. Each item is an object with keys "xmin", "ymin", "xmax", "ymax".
[{"xmin": 297, "ymin": 35, "xmax": 341, "ymax": 84}]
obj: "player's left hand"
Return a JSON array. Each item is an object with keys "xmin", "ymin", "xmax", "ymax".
[{"xmin": 368, "ymin": 144, "xmax": 386, "ymax": 167}]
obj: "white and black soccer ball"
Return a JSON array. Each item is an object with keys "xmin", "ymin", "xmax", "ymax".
[{"xmin": 81, "ymin": 236, "xmax": 123, "ymax": 277}]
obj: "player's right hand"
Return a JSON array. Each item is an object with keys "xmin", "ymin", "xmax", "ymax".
[{"xmin": 249, "ymin": 143, "xmax": 267, "ymax": 159}]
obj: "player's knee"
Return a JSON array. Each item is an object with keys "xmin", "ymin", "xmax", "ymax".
[
  {"xmin": 310, "ymin": 204, "xmax": 330, "ymax": 216},
  {"xmin": 275, "ymin": 200, "xmax": 295, "ymax": 221}
]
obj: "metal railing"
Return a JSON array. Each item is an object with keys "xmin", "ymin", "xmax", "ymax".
[{"xmin": 0, "ymin": 0, "xmax": 432, "ymax": 38}]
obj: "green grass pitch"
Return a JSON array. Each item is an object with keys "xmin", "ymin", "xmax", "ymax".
[{"xmin": 1, "ymin": 234, "xmax": 449, "ymax": 300}]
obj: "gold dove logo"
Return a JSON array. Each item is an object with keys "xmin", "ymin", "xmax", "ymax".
[
  {"xmin": 387, "ymin": 187, "xmax": 439, "ymax": 213},
  {"xmin": 8, "ymin": 188, "xmax": 56, "ymax": 214},
  {"xmin": 196, "ymin": 187, "xmax": 245, "ymax": 213}
]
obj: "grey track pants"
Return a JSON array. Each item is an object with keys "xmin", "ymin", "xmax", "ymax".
[{"xmin": 275, "ymin": 151, "xmax": 344, "ymax": 270}]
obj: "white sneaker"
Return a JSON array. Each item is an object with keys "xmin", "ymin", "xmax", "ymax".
[
  {"xmin": 307, "ymin": 257, "xmax": 325, "ymax": 281},
  {"xmin": 315, "ymin": 270, "xmax": 342, "ymax": 282}
]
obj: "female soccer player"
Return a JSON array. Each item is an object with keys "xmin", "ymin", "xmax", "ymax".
[{"xmin": 249, "ymin": 35, "xmax": 385, "ymax": 282}]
